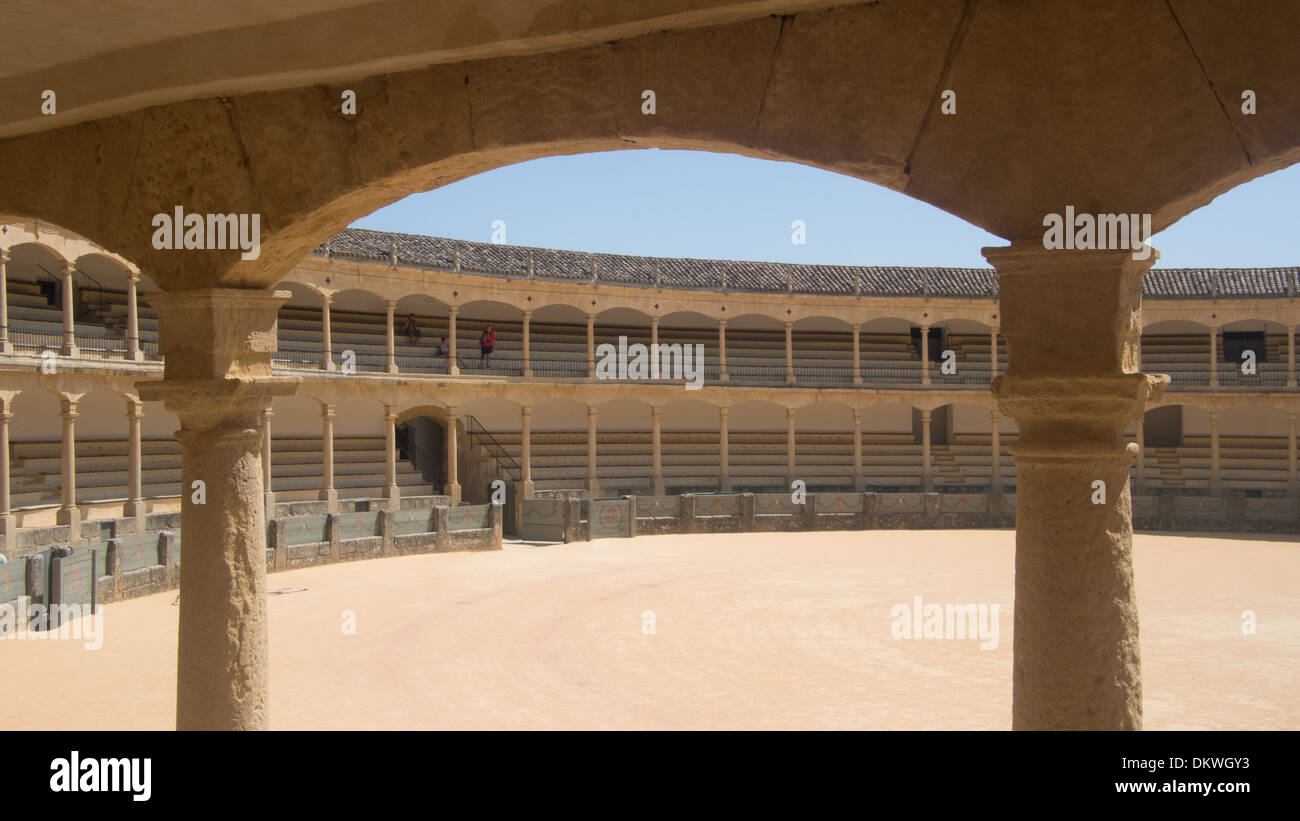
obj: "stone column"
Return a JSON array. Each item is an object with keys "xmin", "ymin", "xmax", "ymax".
[
  {"xmin": 262, "ymin": 407, "xmax": 275, "ymax": 514},
  {"xmin": 448, "ymin": 307, "xmax": 459, "ymax": 375},
  {"xmin": 586, "ymin": 406, "xmax": 599, "ymax": 496},
  {"xmin": 990, "ymin": 409, "xmax": 1002, "ymax": 493},
  {"xmin": 521, "ymin": 311, "xmax": 533, "ymax": 377},
  {"xmin": 385, "ymin": 300, "xmax": 398, "ymax": 374},
  {"xmin": 651, "ymin": 407, "xmax": 664, "ymax": 495},
  {"xmin": 1134, "ymin": 418, "xmax": 1145, "ymax": 495},
  {"xmin": 136, "ymin": 287, "xmax": 298, "ymax": 730},
  {"xmin": 0, "ymin": 393, "xmax": 14, "ymax": 553},
  {"xmin": 920, "ymin": 408, "xmax": 932, "ymax": 492},
  {"xmin": 520, "ymin": 406, "xmax": 534, "ymax": 497},
  {"xmin": 61, "ymin": 262, "xmax": 78, "ymax": 357},
  {"xmin": 319, "ymin": 292, "xmax": 335, "ymax": 371},
  {"xmin": 920, "ymin": 324, "xmax": 931, "ymax": 385},
  {"xmin": 58, "ymin": 396, "xmax": 80, "ymax": 533},
  {"xmin": 852, "ymin": 409, "xmax": 864, "ymax": 492},
  {"xmin": 1289, "ymin": 413, "xmax": 1297, "ymax": 497},
  {"xmin": 1209, "ymin": 326, "xmax": 1219, "ymax": 388},
  {"xmin": 987, "ymin": 242, "xmax": 1163, "ymax": 731},
  {"xmin": 718, "ymin": 407, "xmax": 730, "ymax": 492},
  {"xmin": 319, "ymin": 403, "xmax": 337, "ymax": 511},
  {"xmin": 1209, "ymin": 411, "xmax": 1221, "ymax": 495},
  {"xmin": 786, "ymin": 407, "xmax": 797, "ymax": 485},
  {"xmin": 586, "ymin": 314, "xmax": 596, "ymax": 378},
  {"xmin": 785, "ymin": 321, "xmax": 795, "ymax": 383},
  {"xmin": 0, "ymin": 250, "xmax": 10, "ymax": 354},
  {"xmin": 852, "ymin": 325, "xmax": 862, "ymax": 385},
  {"xmin": 650, "ymin": 317, "xmax": 659, "ymax": 350},
  {"xmin": 1288, "ymin": 327, "xmax": 1296, "ymax": 388},
  {"xmin": 444, "ymin": 409, "xmax": 461, "ymax": 504},
  {"xmin": 990, "ymin": 327, "xmax": 1000, "ymax": 376},
  {"xmin": 126, "ymin": 272, "xmax": 143, "ymax": 361},
  {"xmin": 124, "ymin": 399, "xmax": 145, "ymax": 520},
  {"xmin": 384, "ymin": 405, "xmax": 400, "ymax": 511},
  {"xmin": 717, "ymin": 319, "xmax": 729, "ymax": 382}
]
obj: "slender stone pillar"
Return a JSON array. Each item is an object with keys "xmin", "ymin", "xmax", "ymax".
[
  {"xmin": 448, "ymin": 308, "xmax": 459, "ymax": 375},
  {"xmin": 1134, "ymin": 418, "xmax": 1145, "ymax": 494},
  {"xmin": 920, "ymin": 408, "xmax": 932, "ymax": 492},
  {"xmin": 586, "ymin": 406, "xmax": 599, "ymax": 496},
  {"xmin": 384, "ymin": 405, "xmax": 400, "ymax": 511},
  {"xmin": 1288, "ymin": 327, "xmax": 1296, "ymax": 388},
  {"xmin": 651, "ymin": 407, "xmax": 664, "ymax": 495},
  {"xmin": 58, "ymin": 396, "xmax": 80, "ymax": 534},
  {"xmin": 852, "ymin": 325, "xmax": 862, "ymax": 385},
  {"xmin": 521, "ymin": 311, "xmax": 533, "ymax": 377},
  {"xmin": 586, "ymin": 314, "xmax": 596, "ymax": 378},
  {"xmin": 785, "ymin": 322, "xmax": 795, "ymax": 383},
  {"xmin": 520, "ymin": 407, "xmax": 534, "ymax": 498},
  {"xmin": 61, "ymin": 262, "xmax": 78, "ymax": 357},
  {"xmin": 990, "ymin": 409, "xmax": 1002, "ymax": 493},
  {"xmin": 719, "ymin": 407, "xmax": 730, "ymax": 492},
  {"xmin": 319, "ymin": 292, "xmax": 335, "ymax": 371},
  {"xmin": 137, "ymin": 287, "xmax": 298, "ymax": 730},
  {"xmin": 444, "ymin": 409, "xmax": 461, "ymax": 504},
  {"xmin": 717, "ymin": 319, "xmax": 728, "ymax": 382},
  {"xmin": 1289, "ymin": 413, "xmax": 1297, "ymax": 497},
  {"xmin": 126, "ymin": 272, "xmax": 143, "ymax": 361},
  {"xmin": 124, "ymin": 399, "xmax": 145, "ymax": 520},
  {"xmin": 920, "ymin": 323, "xmax": 931, "ymax": 385},
  {"xmin": 786, "ymin": 407, "xmax": 796, "ymax": 485},
  {"xmin": 0, "ymin": 250, "xmax": 10, "ymax": 354},
  {"xmin": 987, "ymin": 242, "xmax": 1164, "ymax": 731},
  {"xmin": 650, "ymin": 317, "xmax": 659, "ymax": 350},
  {"xmin": 262, "ymin": 407, "xmax": 275, "ymax": 514},
  {"xmin": 852, "ymin": 409, "xmax": 864, "ymax": 492},
  {"xmin": 1209, "ymin": 327, "xmax": 1219, "ymax": 388},
  {"xmin": 990, "ymin": 327, "xmax": 1000, "ymax": 376},
  {"xmin": 1209, "ymin": 411, "xmax": 1221, "ymax": 495},
  {"xmin": 320, "ymin": 403, "xmax": 337, "ymax": 511},
  {"xmin": 385, "ymin": 300, "xmax": 398, "ymax": 374},
  {"xmin": 0, "ymin": 393, "xmax": 14, "ymax": 553}
]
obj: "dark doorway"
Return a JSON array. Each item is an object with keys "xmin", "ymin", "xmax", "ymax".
[{"xmin": 396, "ymin": 416, "xmax": 445, "ymax": 488}]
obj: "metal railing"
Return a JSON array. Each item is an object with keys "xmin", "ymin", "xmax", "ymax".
[{"xmin": 465, "ymin": 415, "xmax": 521, "ymax": 481}]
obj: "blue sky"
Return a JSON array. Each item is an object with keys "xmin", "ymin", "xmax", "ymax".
[{"xmin": 352, "ymin": 149, "xmax": 1300, "ymax": 269}]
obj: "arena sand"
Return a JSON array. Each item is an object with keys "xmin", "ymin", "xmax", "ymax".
[{"xmin": 2, "ymin": 530, "xmax": 1296, "ymax": 730}]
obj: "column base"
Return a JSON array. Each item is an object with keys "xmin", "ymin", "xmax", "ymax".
[
  {"xmin": 585, "ymin": 478, "xmax": 600, "ymax": 497},
  {"xmin": 0, "ymin": 340, "xmax": 12, "ymax": 354},
  {"xmin": 0, "ymin": 514, "xmax": 15, "ymax": 553},
  {"xmin": 123, "ymin": 499, "xmax": 146, "ymax": 521},
  {"xmin": 319, "ymin": 488, "xmax": 338, "ymax": 511},
  {"xmin": 720, "ymin": 477, "xmax": 733, "ymax": 492},
  {"xmin": 57, "ymin": 506, "xmax": 81, "ymax": 539},
  {"xmin": 518, "ymin": 479, "xmax": 535, "ymax": 499},
  {"xmin": 720, "ymin": 372, "xmax": 729, "ymax": 382},
  {"xmin": 264, "ymin": 491, "xmax": 277, "ymax": 517},
  {"xmin": 653, "ymin": 477, "xmax": 665, "ymax": 496},
  {"xmin": 386, "ymin": 363, "xmax": 399, "ymax": 375},
  {"xmin": 523, "ymin": 369, "xmax": 533, "ymax": 378},
  {"xmin": 127, "ymin": 349, "xmax": 145, "ymax": 362},
  {"xmin": 321, "ymin": 360, "xmax": 337, "ymax": 372},
  {"xmin": 61, "ymin": 344, "xmax": 79, "ymax": 358},
  {"xmin": 853, "ymin": 476, "xmax": 865, "ymax": 492},
  {"xmin": 444, "ymin": 482, "xmax": 461, "ymax": 505},
  {"xmin": 385, "ymin": 485, "xmax": 401, "ymax": 512}
]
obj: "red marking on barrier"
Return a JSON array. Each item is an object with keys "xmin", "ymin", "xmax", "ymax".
[{"xmin": 1266, "ymin": 501, "xmax": 1274, "ymax": 511}]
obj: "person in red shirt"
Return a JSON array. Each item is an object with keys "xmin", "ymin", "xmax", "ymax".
[{"xmin": 479, "ymin": 324, "xmax": 496, "ymax": 365}]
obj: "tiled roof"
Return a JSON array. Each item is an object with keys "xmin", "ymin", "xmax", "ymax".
[{"xmin": 316, "ymin": 228, "xmax": 1300, "ymax": 300}]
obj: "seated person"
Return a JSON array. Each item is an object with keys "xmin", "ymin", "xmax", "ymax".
[
  {"xmin": 401, "ymin": 313, "xmax": 422, "ymax": 344},
  {"xmin": 436, "ymin": 336, "xmax": 465, "ymax": 368}
]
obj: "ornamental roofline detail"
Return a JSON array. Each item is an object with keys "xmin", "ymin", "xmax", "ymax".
[{"xmin": 317, "ymin": 228, "xmax": 1300, "ymax": 301}]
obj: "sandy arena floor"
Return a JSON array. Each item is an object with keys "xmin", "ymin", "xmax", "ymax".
[{"xmin": 2, "ymin": 529, "xmax": 1297, "ymax": 730}]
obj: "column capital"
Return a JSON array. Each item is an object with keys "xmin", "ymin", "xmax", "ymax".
[
  {"xmin": 521, "ymin": 309, "xmax": 532, "ymax": 319},
  {"xmin": 384, "ymin": 405, "xmax": 398, "ymax": 422},
  {"xmin": 520, "ymin": 406, "xmax": 532, "ymax": 418},
  {"xmin": 1209, "ymin": 410, "xmax": 1221, "ymax": 423},
  {"xmin": 587, "ymin": 406, "xmax": 598, "ymax": 418},
  {"xmin": 321, "ymin": 403, "xmax": 336, "ymax": 419},
  {"xmin": 448, "ymin": 305, "xmax": 459, "ymax": 315},
  {"xmin": 651, "ymin": 406, "xmax": 662, "ymax": 419},
  {"xmin": 920, "ymin": 408, "xmax": 931, "ymax": 421},
  {"xmin": 385, "ymin": 299, "xmax": 397, "ymax": 311},
  {"xmin": 1289, "ymin": 412, "xmax": 1297, "ymax": 423},
  {"xmin": 61, "ymin": 260, "xmax": 75, "ymax": 275},
  {"xmin": 126, "ymin": 400, "xmax": 144, "ymax": 419},
  {"xmin": 60, "ymin": 398, "xmax": 79, "ymax": 417},
  {"xmin": 852, "ymin": 408, "xmax": 863, "ymax": 422},
  {"xmin": 717, "ymin": 317, "xmax": 727, "ymax": 327},
  {"xmin": 787, "ymin": 406, "xmax": 797, "ymax": 420},
  {"xmin": 0, "ymin": 248, "xmax": 9, "ymax": 263},
  {"xmin": 718, "ymin": 406, "xmax": 728, "ymax": 419}
]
